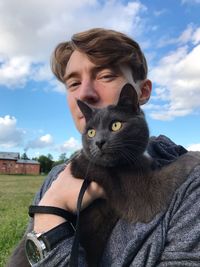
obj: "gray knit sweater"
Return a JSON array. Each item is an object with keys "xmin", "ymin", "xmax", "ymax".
[{"xmin": 30, "ymin": 135, "xmax": 200, "ymax": 266}]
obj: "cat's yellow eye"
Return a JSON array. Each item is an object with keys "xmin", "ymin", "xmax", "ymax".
[
  {"xmin": 111, "ymin": 121, "xmax": 122, "ymax": 132},
  {"xmin": 87, "ymin": 129, "xmax": 96, "ymax": 138}
]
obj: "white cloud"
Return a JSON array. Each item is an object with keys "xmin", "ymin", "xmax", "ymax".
[
  {"xmin": 187, "ymin": 144, "xmax": 200, "ymax": 151},
  {"xmin": 192, "ymin": 28, "xmax": 200, "ymax": 44},
  {"xmin": 0, "ymin": 115, "xmax": 25, "ymax": 147},
  {"xmin": 154, "ymin": 9, "xmax": 167, "ymax": 17},
  {"xmin": 157, "ymin": 24, "xmax": 200, "ymax": 48},
  {"xmin": 0, "ymin": 0, "xmax": 147, "ymax": 88},
  {"xmin": 179, "ymin": 25, "xmax": 200, "ymax": 45},
  {"xmin": 26, "ymin": 134, "xmax": 54, "ymax": 149},
  {"xmin": 178, "ymin": 25, "xmax": 194, "ymax": 44},
  {"xmin": 59, "ymin": 137, "xmax": 82, "ymax": 153},
  {"xmin": 0, "ymin": 115, "xmax": 80, "ymax": 157},
  {"xmin": 0, "ymin": 56, "xmax": 31, "ymax": 87},
  {"xmin": 49, "ymin": 79, "xmax": 66, "ymax": 94},
  {"xmin": 32, "ymin": 64, "xmax": 52, "ymax": 82},
  {"xmin": 0, "ymin": 0, "xmax": 97, "ymax": 59},
  {"xmin": 149, "ymin": 26, "xmax": 200, "ymax": 120},
  {"xmin": 25, "ymin": 136, "xmax": 81, "ymax": 159}
]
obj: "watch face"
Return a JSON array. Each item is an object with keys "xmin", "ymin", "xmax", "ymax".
[
  {"xmin": 25, "ymin": 232, "xmax": 47, "ymax": 265},
  {"xmin": 26, "ymin": 239, "xmax": 42, "ymax": 264}
]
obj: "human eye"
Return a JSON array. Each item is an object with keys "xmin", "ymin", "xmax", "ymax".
[
  {"xmin": 67, "ymin": 80, "xmax": 81, "ymax": 91},
  {"xmin": 97, "ymin": 70, "xmax": 118, "ymax": 81}
]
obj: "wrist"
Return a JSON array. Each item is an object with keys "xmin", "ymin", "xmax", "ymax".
[
  {"xmin": 33, "ymin": 213, "xmax": 66, "ymax": 233},
  {"xmin": 32, "ymin": 205, "xmax": 76, "ymax": 233},
  {"xmin": 38, "ymin": 188, "xmax": 68, "ymax": 211},
  {"xmin": 34, "ymin": 195, "xmax": 68, "ymax": 233},
  {"xmin": 26, "ymin": 221, "xmax": 75, "ymax": 265}
]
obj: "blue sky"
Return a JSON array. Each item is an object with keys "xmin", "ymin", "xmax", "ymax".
[{"xmin": 0, "ymin": 0, "xmax": 200, "ymax": 160}]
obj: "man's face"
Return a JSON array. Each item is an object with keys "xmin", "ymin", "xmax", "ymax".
[{"xmin": 64, "ymin": 50, "xmax": 151, "ymax": 133}]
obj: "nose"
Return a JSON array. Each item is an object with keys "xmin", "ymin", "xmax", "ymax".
[
  {"xmin": 96, "ymin": 140, "xmax": 106, "ymax": 149},
  {"xmin": 78, "ymin": 80, "xmax": 99, "ymax": 105}
]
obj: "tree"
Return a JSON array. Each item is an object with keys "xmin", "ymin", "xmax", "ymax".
[
  {"xmin": 47, "ymin": 153, "xmax": 53, "ymax": 161},
  {"xmin": 59, "ymin": 153, "xmax": 67, "ymax": 162},
  {"xmin": 52, "ymin": 153, "xmax": 68, "ymax": 167},
  {"xmin": 21, "ymin": 152, "xmax": 29, "ymax": 160},
  {"xmin": 38, "ymin": 155, "xmax": 54, "ymax": 174}
]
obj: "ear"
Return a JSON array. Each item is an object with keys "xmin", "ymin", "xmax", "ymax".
[
  {"xmin": 139, "ymin": 79, "xmax": 152, "ymax": 105},
  {"xmin": 77, "ymin": 99, "xmax": 93, "ymax": 121},
  {"xmin": 117, "ymin": 83, "xmax": 139, "ymax": 111}
]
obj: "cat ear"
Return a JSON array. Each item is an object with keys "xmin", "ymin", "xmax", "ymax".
[
  {"xmin": 77, "ymin": 99, "xmax": 93, "ymax": 121},
  {"xmin": 117, "ymin": 83, "xmax": 139, "ymax": 111}
]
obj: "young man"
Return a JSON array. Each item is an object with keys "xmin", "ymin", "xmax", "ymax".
[{"xmin": 8, "ymin": 28, "xmax": 200, "ymax": 266}]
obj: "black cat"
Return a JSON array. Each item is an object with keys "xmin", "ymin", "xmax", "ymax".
[{"xmin": 70, "ymin": 83, "xmax": 200, "ymax": 266}]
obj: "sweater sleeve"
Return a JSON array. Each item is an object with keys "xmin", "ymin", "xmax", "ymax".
[
  {"xmin": 33, "ymin": 238, "xmax": 87, "ymax": 267},
  {"xmin": 157, "ymin": 165, "xmax": 200, "ymax": 267},
  {"xmin": 31, "ymin": 164, "xmax": 88, "ymax": 267}
]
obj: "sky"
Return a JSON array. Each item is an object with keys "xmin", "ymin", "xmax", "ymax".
[{"xmin": 0, "ymin": 0, "xmax": 200, "ymax": 160}]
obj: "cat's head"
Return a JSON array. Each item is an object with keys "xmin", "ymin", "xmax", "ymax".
[{"xmin": 77, "ymin": 83, "xmax": 149, "ymax": 167}]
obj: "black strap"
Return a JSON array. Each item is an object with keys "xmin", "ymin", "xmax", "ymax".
[
  {"xmin": 69, "ymin": 179, "xmax": 91, "ymax": 267},
  {"xmin": 40, "ymin": 221, "xmax": 75, "ymax": 250},
  {"xmin": 29, "ymin": 205, "xmax": 76, "ymax": 225}
]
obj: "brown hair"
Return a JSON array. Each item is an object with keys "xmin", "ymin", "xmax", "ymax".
[{"xmin": 51, "ymin": 28, "xmax": 148, "ymax": 83}]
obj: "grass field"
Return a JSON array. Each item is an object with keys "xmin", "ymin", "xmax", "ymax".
[{"xmin": 0, "ymin": 174, "xmax": 45, "ymax": 267}]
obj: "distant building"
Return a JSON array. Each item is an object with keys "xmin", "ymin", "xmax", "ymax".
[{"xmin": 0, "ymin": 152, "xmax": 40, "ymax": 175}]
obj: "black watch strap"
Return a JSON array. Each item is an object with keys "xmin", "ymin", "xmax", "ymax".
[
  {"xmin": 29, "ymin": 205, "xmax": 77, "ymax": 225},
  {"xmin": 40, "ymin": 221, "xmax": 75, "ymax": 250}
]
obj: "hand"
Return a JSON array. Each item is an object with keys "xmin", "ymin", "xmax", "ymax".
[{"xmin": 33, "ymin": 163, "xmax": 105, "ymax": 232}]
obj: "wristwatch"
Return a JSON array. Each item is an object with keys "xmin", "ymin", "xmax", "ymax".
[{"xmin": 25, "ymin": 221, "xmax": 75, "ymax": 265}]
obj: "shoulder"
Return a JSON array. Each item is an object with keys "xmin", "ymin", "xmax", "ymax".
[
  {"xmin": 148, "ymin": 135, "xmax": 188, "ymax": 167},
  {"xmin": 178, "ymin": 155, "xmax": 200, "ymax": 198},
  {"xmin": 159, "ymin": 162, "xmax": 200, "ymax": 263},
  {"xmin": 166, "ymin": 155, "xmax": 200, "ymax": 223}
]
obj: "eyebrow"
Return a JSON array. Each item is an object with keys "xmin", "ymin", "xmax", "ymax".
[
  {"xmin": 63, "ymin": 65, "xmax": 121, "ymax": 82},
  {"xmin": 63, "ymin": 71, "xmax": 79, "ymax": 82}
]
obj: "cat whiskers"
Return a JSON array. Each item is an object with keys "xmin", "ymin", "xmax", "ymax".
[
  {"xmin": 125, "ymin": 148, "xmax": 144, "ymax": 180},
  {"xmin": 105, "ymin": 144, "xmax": 135, "ymax": 166},
  {"xmin": 106, "ymin": 140, "xmax": 145, "ymax": 179},
  {"xmin": 89, "ymin": 146, "xmax": 100, "ymax": 161},
  {"xmin": 106, "ymin": 138, "xmax": 146, "ymax": 155}
]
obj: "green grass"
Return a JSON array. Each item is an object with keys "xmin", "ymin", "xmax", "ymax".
[{"xmin": 0, "ymin": 174, "xmax": 45, "ymax": 267}]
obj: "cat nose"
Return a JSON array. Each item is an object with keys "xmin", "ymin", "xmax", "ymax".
[{"xmin": 96, "ymin": 140, "xmax": 106, "ymax": 149}]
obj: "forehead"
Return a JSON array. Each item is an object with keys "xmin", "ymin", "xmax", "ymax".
[
  {"xmin": 64, "ymin": 50, "xmax": 127, "ymax": 78},
  {"xmin": 65, "ymin": 50, "xmax": 95, "ymax": 76}
]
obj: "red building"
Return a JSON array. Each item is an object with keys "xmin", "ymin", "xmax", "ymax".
[{"xmin": 0, "ymin": 152, "xmax": 40, "ymax": 175}]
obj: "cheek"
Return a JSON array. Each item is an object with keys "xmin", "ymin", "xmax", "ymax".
[
  {"xmin": 67, "ymin": 93, "xmax": 72, "ymax": 107},
  {"xmin": 67, "ymin": 94, "xmax": 78, "ymax": 123},
  {"xmin": 78, "ymin": 118, "xmax": 86, "ymax": 133},
  {"xmin": 67, "ymin": 94, "xmax": 76, "ymax": 118},
  {"xmin": 67, "ymin": 94, "xmax": 86, "ymax": 133},
  {"xmin": 100, "ymin": 81, "xmax": 126, "ymax": 106}
]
